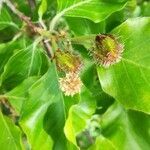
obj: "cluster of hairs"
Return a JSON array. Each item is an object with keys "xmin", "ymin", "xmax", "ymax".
[{"xmin": 89, "ymin": 34, "xmax": 124, "ymax": 68}]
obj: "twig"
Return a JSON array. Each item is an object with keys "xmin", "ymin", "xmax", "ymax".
[
  {"xmin": 26, "ymin": 0, "xmax": 54, "ymax": 58},
  {"xmin": 42, "ymin": 39, "xmax": 54, "ymax": 58},
  {"xmin": 0, "ymin": 97, "xmax": 19, "ymax": 121},
  {"xmin": 4, "ymin": 0, "xmax": 38, "ymax": 33},
  {"xmin": 4, "ymin": 0, "xmax": 54, "ymax": 58}
]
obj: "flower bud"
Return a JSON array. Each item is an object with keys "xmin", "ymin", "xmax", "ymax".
[
  {"xmin": 59, "ymin": 72, "xmax": 82, "ymax": 96},
  {"xmin": 91, "ymin": 34, "xmax": 124, "ymax": 67},
  {"xmin": 55, "ymin": 50, "xmax": 82, "ymax": 73}
]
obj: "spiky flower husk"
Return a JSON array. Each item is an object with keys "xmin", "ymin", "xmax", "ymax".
[
  {"xmin": 59, "ymin": 72, "xmax": 82, "ymax": 96},
  {"xmin": 90, "ymin": 34, "xmax": 124, "ymax": 68},
  {"xmin": 55, "ymin": 50, "xmax": 82, "ymax": 73}
]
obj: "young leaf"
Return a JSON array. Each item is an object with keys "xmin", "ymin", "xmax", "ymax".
[
  {"xmin": 44, "ymin": 96, "xmax": 78, "ymax": 150},
  {"xmin": 97, "ymin": 17, "xmax": 150, "ymax": 114},
  {"xmin": 38, "ymin": 0, "xmax": 47, "ymax": 19}
]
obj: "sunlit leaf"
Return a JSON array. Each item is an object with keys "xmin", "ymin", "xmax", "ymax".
[
  {"xmin": 38, "ymin": 0, "xmax": 47, "ymax": 19},
  {"xmin": 89, "ymin": 135, "xmax": 116, "ymax": 150},
  {"xmin": 64, "ymin": 86, "xmax": 96, "ymax": 149},
  {"xmin": 19, "ymin": 64, "xmax": 59, "ymax": 150},
  {"xmin": 57, "ymin": 0, "xmax": 127, "ymax": 23},
  {"xmin": 97, "ymin": 17, "xmax": 150, "ymax": 114}
]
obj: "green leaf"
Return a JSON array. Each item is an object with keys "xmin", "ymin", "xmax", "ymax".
[
  {"xmin": 97, "ymin": 17, "xmax": 150, "ymax": 114},
  {"xmin": 44, "ymin": 97, "xmax": 78, "ymax": 150},
  {"xmin": 58, "ymin": 0, "xmax": 126, "ymax": 22},
  {"xmin": 64, "ymin": 86, "xmax": 96, "ymax": 148},
  {"xmin": 19, "ymin": 64, "xmax": 60, "ymax": 150},
  {"xmin": 89, "ymin": 135, "xmax": 116, "ymax": 150},
  {"xmin": 0, "ymin": 111, "xmax": 24, "ymax": 150},
  {"xmin": 0, "ymin": 8, "xmax": 18, "ymax": 30},
  {"xmin": 50, "ymin": 0, "xmax": 127, "ymax": 30},
  {"xmin": 38, "ymin": 0, "xmax": 47, "ymax": 19},
  {"xmin": 0, "ymin": 42, "xmax": 48, "ymax": 90},
  {"xmin": 43, "ymin": 65, "xmax": 78, "ymax": 149},
  {"xmin": 142, "ymin": 1, "xmax": 150, "ymax": 16},
  {"xmin": 5, "ymin": 77, "xmax": 39, "ymax": 113},
  {"xmin": 0, "ymin": 1, "xmax": 3, "ymax": 11},
  {"xmin": 101, "ymin": 103, "xmax": 150, "ymax": 150},
  {"xmin": 66, "ymin": 17, "xmax": 105, "ymax": 36},
  {"xmin": 0, "ymin": 39, "xmax": 25, "ymax": 75},
  {"xmin": 39, "ymin": 51, "xmax": 50, "ymax": 74},
  {"xmin": 81, "ymin": 60, "xmax": 114, "ymax": 114},
  {"xmin": 43, "ymin": 62, "xmax": 99, "ymax": 150},
  {"xmin": 44, "ymin": 102, "xmax": 69, "ymax": 150}
]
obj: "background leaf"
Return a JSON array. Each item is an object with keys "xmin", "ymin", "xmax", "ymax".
[{"xmin": 100, "ymin": 102, "xmax": 150, "ymax": 150}]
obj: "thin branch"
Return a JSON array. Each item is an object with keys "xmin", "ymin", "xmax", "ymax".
[
  {"xmin": 42, "ymin": 39, "xmax": 54, "ymax": 58},
  {"xmin": 4, "ymin": 0, "xmax": 38, "ymax": 33},
  {"xmin": 4, "ymin": 0, "xmax": 54, "ymax": 58},
  {"xmin": 26, "ymin": 0, "xmax": 54, "ymax": 58}
]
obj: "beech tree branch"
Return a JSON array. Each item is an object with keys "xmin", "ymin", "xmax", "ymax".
[
  {"xmin": 4, "ymin": 0, "xmax": 54, "ymax": 58},
  {"xmin": 26, "ymin": 0, "xmax": 54, "ymax": 58},
  {"xmin": 4, "ymin": 0, "xmax": 38, "ymax": 32}
]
